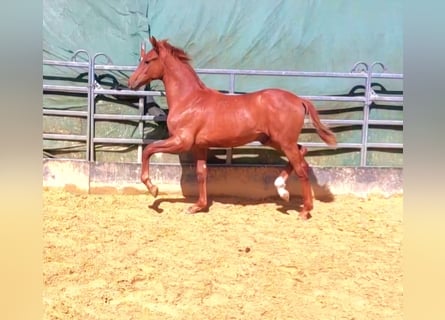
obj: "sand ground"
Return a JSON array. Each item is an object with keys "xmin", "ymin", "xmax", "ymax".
[{"xmin": 43, "ymin": 187, "xmax": 403, "ymax": 319}]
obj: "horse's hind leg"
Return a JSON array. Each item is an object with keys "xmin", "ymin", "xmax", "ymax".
[
  {"xmin": 281, "ymin": 144, "xmax": 312, "ymax": 220},
  {"xmin": 261, "ymin": 139, "xmax": 291, "ymax": 201},
  {"xmin": 266, "ymin": 141, "xmax": 308, "ymax": 202},
  {"xmin": 274, "ymin": 165, "xmax": 292, "ymax": 202}
]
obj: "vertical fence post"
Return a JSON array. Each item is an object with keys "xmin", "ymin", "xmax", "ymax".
[
  {"xmin": 362, "ymin": 66, "xmax": 372, "ymax": 167},
  {"xmin": 360, "ymin": 61, "xmax": 387, "ymax": 167},
  {"xmin": 351, "ymin": 62, "xmax": 370, "ymax": 167},
  {"xmin": 137, "ymin": 42, "xmax": 146, "ymax": 164},
  {"xmin": 88, "ymin": 58, "xmax": 96, "ymax": 162},
  {"xmin": 91, "ymin": 53, "xmax": 114, "ymax": 162},
  {"xmin": 70, "ymin": 50, "xmax": 92, "ymax": 161},
  {"xmin": 225, "ymin": 73, "xmax": 236, "ymax": 164},
  {"xmin": 229, "ymin": 73, "xmax": 236, "ymax": 94},
  {"xmin": 137, "ymin": 97, "xmax": 145, "ymax": 163}
]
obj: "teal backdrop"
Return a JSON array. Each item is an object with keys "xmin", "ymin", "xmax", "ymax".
[{"xmin": 43, "ymin": 0, "xmax": 403, "ymax": 166}]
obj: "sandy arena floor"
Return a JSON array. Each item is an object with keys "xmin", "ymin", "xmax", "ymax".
[{"xmin": 43, "ymin": 187, "xmax": 403, "ymax": 319}]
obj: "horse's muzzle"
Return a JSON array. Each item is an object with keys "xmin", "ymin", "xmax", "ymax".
[{"xmin": 127, "ymin": 78, "xmax": 137, "ymax": 90}]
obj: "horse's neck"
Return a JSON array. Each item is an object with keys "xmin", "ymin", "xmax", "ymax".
[{"xmin": 162, "ymin": 57, "xmax": 207, "ymax": 110}]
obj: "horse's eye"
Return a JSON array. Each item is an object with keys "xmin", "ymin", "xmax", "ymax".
[{"xmin": 144, "ymin": 60, "xmax": 149, "ymax": 65}]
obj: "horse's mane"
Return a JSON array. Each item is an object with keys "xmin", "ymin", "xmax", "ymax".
[
  {"xmin": 159, "ymin": 40, "xmax": 191, "ymax": 63},
  {"xmin": 157, "ymin": 39, "xmax": 207, "ymax": 89}
]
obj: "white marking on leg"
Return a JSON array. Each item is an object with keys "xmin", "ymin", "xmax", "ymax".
[
  {"xmin": 274, "ymin": 176, "xmax": 289, "ymax": 201},
  {"xmin": 274, "ymin": 176, "xmax": 285, "ymax": 188},
  {"xmin": 277, "ymin": 187, "xmax": 290, "ymax": 200}
]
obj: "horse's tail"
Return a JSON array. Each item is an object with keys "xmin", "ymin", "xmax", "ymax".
[{"xmin": 302, "ymin": 99, "xmax": 337, "ymax": 147}]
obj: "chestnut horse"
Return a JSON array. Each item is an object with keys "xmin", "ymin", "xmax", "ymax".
[{"xmin": 128, "ymin": 36, "xmax": 336, "ymax": 219}]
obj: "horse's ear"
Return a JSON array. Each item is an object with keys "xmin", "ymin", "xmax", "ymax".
[{"xmin": 150, "ymin": 36, "xmax": 158, "ymax": 52}]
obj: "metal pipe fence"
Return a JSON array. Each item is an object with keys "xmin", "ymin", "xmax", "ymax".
[{"xmin": 43, "ymin": 50, "xmax": 403, "ymax": 167}]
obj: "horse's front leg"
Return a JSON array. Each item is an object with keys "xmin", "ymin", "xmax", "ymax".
[
  {"xmin": 140, "ymin": 135, "xmax": 192, "ymax": 197},
  {"xmin": 187, "ymin": 147, "xmax": 208, "ymax": 214}
]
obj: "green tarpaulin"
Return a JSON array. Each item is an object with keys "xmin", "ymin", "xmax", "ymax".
[{"xmin": 43, "ymin": 0, "xmax": 403, "ymax": 166}]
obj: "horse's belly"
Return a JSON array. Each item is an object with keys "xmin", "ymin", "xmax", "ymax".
[
  {"xmin": 193, "ymin": 107, "xmax": 265, "ymax": 147},
  {"xmin": 195, "ymin": 131, "xmax": 260, "ymax": 148}
]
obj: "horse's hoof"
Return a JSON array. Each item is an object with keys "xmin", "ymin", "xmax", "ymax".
[
  {"xmin": 149, "ymin": 185, "xmax": 159, "ymax": 198},
  {"xmin": 299, "ymin": 211, "xmax": 312, "ymax": 220},
  {"xmin": 185, "ymin": 205, "xmax": 204, "ymax": 214},
  {"xmin": 281, "ymin": 190, "xmax": 290, "ymax": 202},
  {"xmin": 277, "ymin": 188, "xmax": 290, "ymax": 202}
]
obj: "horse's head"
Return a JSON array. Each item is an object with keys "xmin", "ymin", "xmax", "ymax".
[{"xmin": 128, "ymin": 36, "xmax": 165, "ymax": 90}]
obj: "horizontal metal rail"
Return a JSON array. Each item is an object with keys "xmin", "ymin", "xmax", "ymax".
[
  {"xmin": 43, "ymin": 55, "xmax": 403, "ymax": 167},
  {"xmin": 43, "ymin": 84, "xmax": 89, "ymax": 94},
  {"xmin": 43, "ymin": 109, "xmax": 88, "ymax": 117},
  {"xmin": 82, "ymin": 138, "xmax": 402, "ymax": 150},
  {"xmin": 93, "ymin": 137, "xmax": 158, "ymax": 145},
  {"xmin": 195, "ymin": 68, "xmax": 368, "ymax": 78},
  {"xmin": 43, "ymin": 60, "xmax": 89, "ymax": 68},
  {"xmin": 43, "ymin": 133, "xmax": 87, "ymax": 141},
  {"xmin": 94, "ymin": 88, "xmax": 165, "ymax": 97},
  {"xmin": 93, "ymin": 114, "xmax": 165, "ymax": 121}
]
